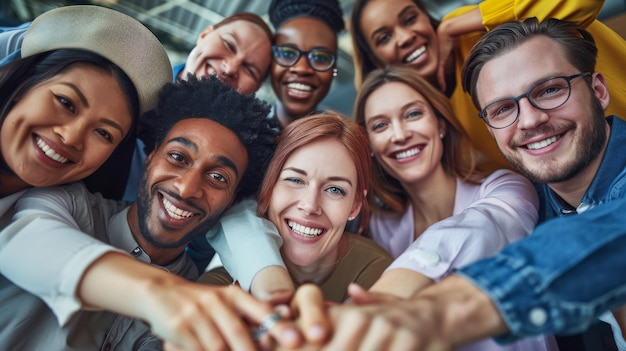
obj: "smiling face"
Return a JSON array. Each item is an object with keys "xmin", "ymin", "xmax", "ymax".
[
  {"xmin": 476, "ymin": 36, "xmax": 609, "ymax": 185},
  {"xmin": 271, "ymin": 17, "xmax": 337, "ymax": 123},
  {"xmin": 364, "ymin": 81, "xmax": 445, "ymax": 186},
  {"xmin": 0, "ymin": 63, "xmax": 132, "ymax": 190},
  {"xmin": 268, "ymin": 138, "xmax": 361, "ymax": 270},
  {"xmin": 359, "ymin": 0, "xmax": 438, "ymax": 82},
  {"xmin": 183, "ymin": 20, "xmax": 271, "ymax": 94},
  {"xmin": 134, "ymin": 118, "xmax": 248, "ymax": 250}
]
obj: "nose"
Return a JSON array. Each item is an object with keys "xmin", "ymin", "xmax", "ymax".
[
  {"xmin": 289, "ymin": 53, "xmax": 315, "ymax": 74},
  {"xmin": 396, "ymin": 27, "xmax": 416, "ymax": 48},
  {"xmin": 53, "ymin": 119, "xmax": 86, "ymax": 150},
  {"xmin": 390, "ymin": 121, "xmax": 410, "ymax": 144},
  {"xmin": 221, "ymin": 58, "xmax": 240, "ymax": 79},
  {"xmin": 173, "ymin": 168, "xmax": 203, "ymax": 199},
  {"xmin": 516, "ymin": 97, "xmax": 550, "ymax": 130},
  {"xmin": 298, "ymin": 188, "xmax": 322, "ymax": 216}
]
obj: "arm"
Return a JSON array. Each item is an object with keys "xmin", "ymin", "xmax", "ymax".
[
  {"xmin": 1, "ymin": 185, "xmax": 302, "ymax": 350},
  {"xmin": 79, "ymin": 252, "xmax": 301, "ymax": 351},
  {"xmin": 0, "ymin": 184, "xmax": 126, "ymax": 324},
  {"xmin": 386, "ymin": 170, "xmax": 538, "ymax": 284},
  {"xmin": 457, "ymin": 195, "xmax": 626, "ymax": 341},
  {"xmin": 452, "ymin": 0, "xmax": 605, "ymax": 30},
  {"xmin": 205, "ymin": 198, "xmax": 294, "ymax": 296},
  {"xmin": 310, "ymin": 195, "xmax": 626, "ymax": 350}
]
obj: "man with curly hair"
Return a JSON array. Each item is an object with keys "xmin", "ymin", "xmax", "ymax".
[{"xmin": 1, "ymin": 76, "xmax": 295, "ymax": 350}]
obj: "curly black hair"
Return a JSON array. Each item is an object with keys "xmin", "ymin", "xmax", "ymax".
[
  {"xmin": 138, "ymin": 75, "xmax": 277, "ymax": 202},
  {"xmin": 269, "ymin": 0, "xmax": 345, "ymax": 33}
]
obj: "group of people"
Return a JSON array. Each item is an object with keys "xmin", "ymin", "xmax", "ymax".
[{"xmin": 1, "ymin": 0, "xmax": 626, "ymax": 351}]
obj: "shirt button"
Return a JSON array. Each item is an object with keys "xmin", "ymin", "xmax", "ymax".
[
  {"xmin": 103, "ymin": 343, "xmax": 111, "ymax": 351},
  {"xmin": 529, "ymin": 307, "xmax": 547, "ymax": 326}
]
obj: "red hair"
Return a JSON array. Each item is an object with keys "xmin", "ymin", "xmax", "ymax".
[{"xmin": 257, "ymin": 112, "xmax": 371, "ymax": 234}]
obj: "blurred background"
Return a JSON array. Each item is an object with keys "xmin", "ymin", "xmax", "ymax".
[{"xmin": 3, "ymin": 0, "xmax": 626, "ymax": 117}]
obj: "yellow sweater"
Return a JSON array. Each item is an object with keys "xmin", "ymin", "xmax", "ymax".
[{"xmin": 446, "ymin": 0, "xmax": 626, "ymax": 171}]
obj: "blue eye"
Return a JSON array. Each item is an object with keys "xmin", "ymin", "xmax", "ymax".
[{"xmin": 326, "ymin": 186, "xmax": 346, "ymax": 196}]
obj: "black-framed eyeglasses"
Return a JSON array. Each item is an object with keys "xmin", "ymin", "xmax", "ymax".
[
  {"xmin": 272, "ymin": 44, "xmax": 336, "ymax": 72},
  {"xmin": 478, "ymin": 72, "xmax": 591, "ymax": 129}
]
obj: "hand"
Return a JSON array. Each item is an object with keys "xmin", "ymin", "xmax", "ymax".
[
  {"xmin": 141, "ymin": 280, "xmax": 301, "ymax": 351},
  {"xmin": 322, "ymin": 295, "xmax": 453, "ymax": 351},
  {"xmin": 435, "ymin": 22, "xmax": 457, "ymax": 94},
  {"xmin": 347, "ymin": 283, "xmax": 403, "ymax": 305}
]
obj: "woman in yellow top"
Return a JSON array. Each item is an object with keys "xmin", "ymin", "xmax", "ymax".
[{"xmin": 350, "ymin": 0, "xmax": 626, "ymax": 171}]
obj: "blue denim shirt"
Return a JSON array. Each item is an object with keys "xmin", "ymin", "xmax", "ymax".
[{"xmin": 458, "ymin": 116, "xmax": 626, "ymax": 341}]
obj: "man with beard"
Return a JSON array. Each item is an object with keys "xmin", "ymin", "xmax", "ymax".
[
  {"xmin": 0, "ymin": 76, "xmax": 299, "ymax": 350},
  {"xmin": 288, "ymin": 17, "xmax": 626, "ymax": 351}
]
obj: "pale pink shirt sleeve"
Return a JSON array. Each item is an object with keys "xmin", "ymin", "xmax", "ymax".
[{"xmin": 387, "ymin": 169, "xmax": 539, "ymax": 281}]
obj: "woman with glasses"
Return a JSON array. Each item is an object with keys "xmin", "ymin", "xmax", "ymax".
[
  {"xmin": 268, "ymin": 0, "xmax": 344, "ymax": 129},
  {"xmin": 350, "ymin": 0, "xmax": 626, "ymax": 174},
  {"xmin": 353, "ymin": 65, "xmax": 558, "ymax": 350}
]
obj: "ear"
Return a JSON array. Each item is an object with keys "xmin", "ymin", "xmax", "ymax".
[
  {"xmin": 348, "ymin": 189, "xmax": 366, "ymax": 220},
  {"xmin": 437, "ymin": 119, "xmax": 447, "ymax": 138},
  {"xmin": 145, "ymin": 149, "xmax": 156, "ymax": 165},
  {"xmin": 591, "ymin": 72, "xmax": 610, "ymax": 111},
  {"xmin": 198, "ymin": 25, "xmax": 215, "ymax": 43}
]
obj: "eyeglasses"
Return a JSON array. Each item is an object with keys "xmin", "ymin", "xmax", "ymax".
[
  {"xmin": 272, "ymin": 45, "xmax": 336, "ymax": 72},
  {"xmin": 478, "ymin": 72, "xmax": 591, "ymax": 129}
]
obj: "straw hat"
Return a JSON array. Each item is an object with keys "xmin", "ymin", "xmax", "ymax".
[{"xmin": 22, "ymin": 5, "xmax": 172, "ymax": 114}]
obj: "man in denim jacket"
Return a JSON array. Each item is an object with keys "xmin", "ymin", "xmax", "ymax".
[{"xmin": 302, "ymin": 17, "xmax": 626, "ymax": 350}]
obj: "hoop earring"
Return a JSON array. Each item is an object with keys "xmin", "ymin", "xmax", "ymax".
[{"xmin": 332, "ymin": 68, "xmax": 338, "ymax": 77}]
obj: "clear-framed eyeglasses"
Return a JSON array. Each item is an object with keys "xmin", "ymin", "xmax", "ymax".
[
  {"xmin": 478, "ymin": 72, "xmax": 591, "ymax": 129},
  {"xmin": 271, "ymin": 44, "xmax": 336, "ymax": 72}
]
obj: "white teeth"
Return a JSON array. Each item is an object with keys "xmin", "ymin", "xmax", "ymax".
[
  {"xmin": 526, "ymin": 136, "xmax": 559, "ymax": 150},
  {"xmin": 287, "ymin": 82, "xmax": 312, "ymax": 91},
  {"xmin": 395, "ymin": 147, "xmax": 421, "ymax": 159},
  {"xmin": 162, "ymin": 197, "xmax": 195, "ymax": 220},
  {"xmin": 404, "ymin": 46, "xmax": 426, "ymax": 63},
  {"xmin": 35, "ymin": 136, "xmax": 69, "ymax": 164},
  {"xmin": 288, "ymin": 220, "xmax": 323, "ymax": 237}
]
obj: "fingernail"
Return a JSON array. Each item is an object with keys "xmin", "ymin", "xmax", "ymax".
[
  {"xmin": 282, "ymin": 329, "xmax": 299, "ymax": 344},
  {"xmin": 309, "ymin": 325, "xmax": 325, "ymax": 340}
]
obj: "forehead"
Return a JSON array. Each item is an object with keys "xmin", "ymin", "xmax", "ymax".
[
  {"xmin": 365, "ymin": 81, "xmax": 428, "ymax": 115},
  {"xmin": 285, "ymin": 138, "xmax": 357, "ymax": 180},
  {"xmin": 361, "ymin": 0, "xmax": 424, "ymax": 28},
  {"xmin": 163, "ymin": 118, "xmax": 248, "ymax": 174},
  {"xmin": 217, "ymin": 19, "xmax": 268, "ymax": 38},
  {"xmin": 275, "ymin": 17, "xmax": 337, "ymax": 51},
  {"xmin": 476, "ymin": 36, "xmax": 576, "ymax": 104}
]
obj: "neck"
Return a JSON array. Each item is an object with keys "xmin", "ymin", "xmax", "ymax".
[
  {"xmin": 403, "ymin": 165, "xmax": 457, "ymax": 235},
  {"xmin": 274, "ymin": 101, "xmax": 316, "ymax": 130},
  {"xmin": 284, "ymin": 235, "xmax": 346, "ymax": 286},
  {"xmin": 548, "ymin": 123, "xmax": 610, "ymax": 208},
  {"xmin": 126, "ymin": 203, "xmax": 186, "ymax": 266}
]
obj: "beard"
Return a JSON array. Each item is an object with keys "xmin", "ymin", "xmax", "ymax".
[
  {"xmin": 504, "ymin": 96, "xmax": 607, "ymax": 184},
  {"xmin": 136, "ymin": 164, "xmax": 222, "ymax": 249}
]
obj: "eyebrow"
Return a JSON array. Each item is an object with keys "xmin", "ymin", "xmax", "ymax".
[
  {"xmin": 283, "ymin": 167, "xmax": 353, "ymax": 186},
  {"xmin": 370, "ymin": 5, "xmax": 414, "ymax": 41},
  {"xmin": 165, "ymin": 136, "xmax": 239, "ymax": 177},
  {"xmin": 61, "ymin": 82, "xmax": 126, "ymax": 136}
]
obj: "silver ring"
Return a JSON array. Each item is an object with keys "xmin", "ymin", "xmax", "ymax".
[{"xmin": 252, "ymin": 312, "xmax": 282, "ymax": 340}]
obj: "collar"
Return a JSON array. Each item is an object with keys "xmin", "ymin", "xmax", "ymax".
[
  {"xmin": 542, "ymin": 116, "xmax": 626, "ymax": 217},
  {"xmin": 108, "ymin": 207, "xmax": 152, "ymax": 264}
]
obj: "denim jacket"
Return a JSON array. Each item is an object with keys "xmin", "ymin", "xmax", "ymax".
[{"xmin": 458, "ymin": 116, "xmax": 626, "ymax": 341}]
